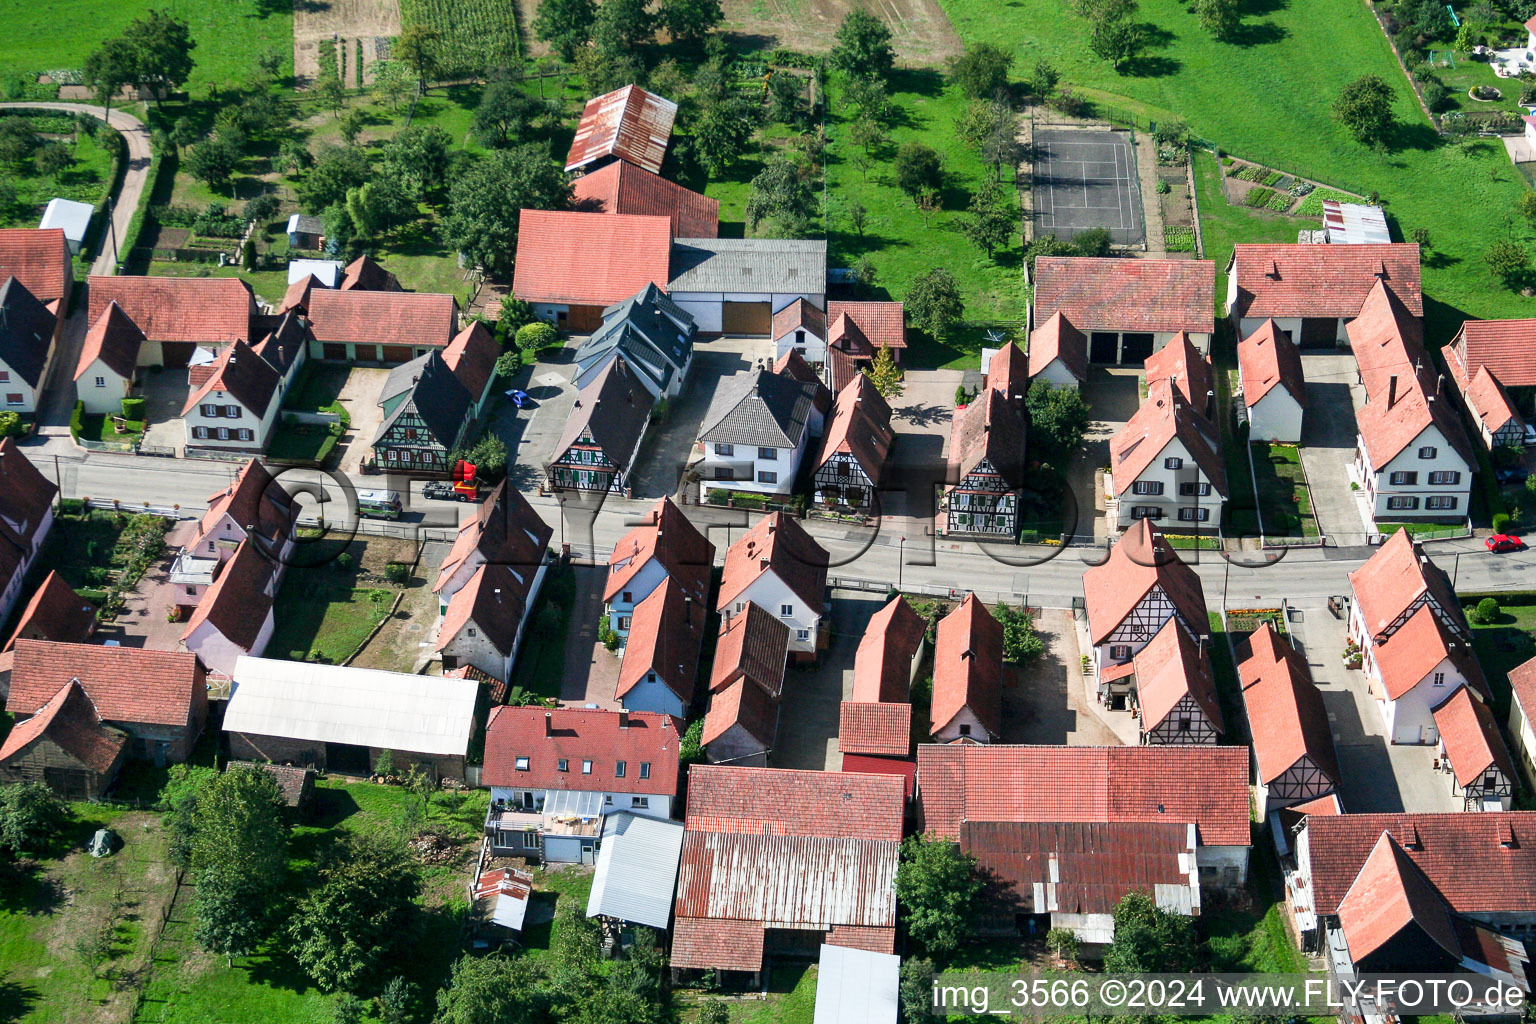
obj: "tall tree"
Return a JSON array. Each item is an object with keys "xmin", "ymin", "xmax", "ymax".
[
  {"xmin": 372, "ymin": 59, "xmax": 415, "ymax": 112},
  {"xmin": 1333, "ymin": 74, "xmax": 1396, "ymax": 148},
  {"xmin": 1089, "ymin": 15, "xmax": 1145, "ymax": 71},
  {"xmin": 434, "ymin": 954, "xmax": 550, "ymax": 1024},
  {"xmin": 471, "ymin": 80, "xmax": 542, "ymax": 147},
  {"xmin": 0, "ymin": 782, "xmax": 69, "ymax": 860},
  {"xmin": 830, "ymin": 9, "xmax": 895, "ymax": 81},
  {"xmin": 1194, "ymin": 0, "xmax": 1241, "ymax": 39},
  {"xmin": 656, "ymin": 0, "xmax": 724, "ymax": 44},
  {"xmin": 863, "ymin": 345, "xmax": 905, "ymax": 399},
  {"xmin": 288, "ymin": 834, "xmax": 420, "ymax": 992},
  {"xmin": 1102, "ymin": 890, "xmax": 1199, "ymax": 971},
  {"xmin": 395, "ymin": 24, "xmax": 442, "ymax": 93},
  {"xmin": 535, "ymin": 0, "xmax": 597, "ymax": 62},
  {"xmin": 1025, "ymin": 379, "xmax": 1090, "ymax": 462},
  {"xmin": 895, "ymin": 833, "xmax": 980, "ymax": 962},
  {"xmin": 82, "ymin": 36, "xmax": 139, "ymax": 118},
  {"xmin": 296, "ymin": 145, "xmax": 372, "ymax": 212},
  {"xmin": 189, "ymin": 765, "xmax": 289, "ymax": 883},
  {"xmin": 689, "ymin": 94, "xmax": 756, "ymax": 176},
  {"xmin": 379, "ymin": 124, "xmax": 452, "ymax": 199},
  {"xmin": 963, "ymin": 177, "xmax": 1018, "ymax": 259},
  {"xmin": 745, "ymin": 158, "xmax": 817, "ymax": 235},
  {"xmin": 894, "ymin": 142, "xmax": 943, "ymax": 202},
  {"xmin": 121, "ymin": 9, "xmax": 196, "ymax": 101},
  {"xmin": 947, "ymin": 43, "xmax": 1012, "ymax": 100},
  {"xmin": 184, "ymin": 135, "xmax": 242, "ymax": 192},
  {"xmin": 906, "ymin": 267, "xmax": 964, "ymax": 337},
  {"xmin": 194, "ymin": 866, "xmax": 271, "ymax": 966},
  {"xmin": 33, "ymin": 142, "xmax": 71, "ymax": 180},
  {"xmin": 442, "ymin": 145, "xmax": 572, "ymax": 276},
  {"xmin": 593, "ymin": 0, "xmax": 654, "ymax": 57}
]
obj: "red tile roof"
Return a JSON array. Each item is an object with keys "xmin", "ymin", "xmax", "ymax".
[
  {"xmin": 435, "ymin": 561, "xmax": 535, "ymax": 661},
  {"xmin": 1450, "ymin": 318, "xmax": 1536, "ymax": 388},
  {"xmin": 1348, "ymin": 530, "xmax": 1465, "ymax": 644},
  {"xmin": 815, "ymin": 374, "xmax": 893, "ymax": 485},
  {"xmin": 931, "ymin": 594, "xmax": 1003, "ymax": 740},
  {"xmin": 0, "ymin": 679, "xmax": 127, "ymax": 775},
  {"xmin": 1304, "ymin": 812, "xmax": 1536, "ymax": 916},
  {"xmin": 717, "ymin": 512, "xmax": 827, "ymax": 614},
  {"xmin": 1033, "ymin": 256, "xmax": 1214, "ymax": 335},
  {"xmin": 513, "ymin": 211, "xmax": 673, "ymax": 308},
  {"xmin": 571, "ymin": 160, "xmax": 718, "ymax": 238},
  {"xmin": 604, "ymin": 496, "xmax": 714, "ymax": 604},
  {"xmin": 1144, "ymin": 333, "xmax": 1214, "ymax": 416},
  {"xmin": 827, "ymin": 301, "xmax": 907, "ymax": 351},
  {"xmin": 1110, "ymin": 379, "xmax": 1227, "ymax": 499},
  {"xmin": 1238, "ymin": 624, "xmax": 1339, "ymax": 787},
  {"xmin": 947, "ymin": 387, "xmax": 1027, "ymax": 488},
  {"xmin": 684, "ymin": 764, "xmax": 905, "ymax": 840},
  {"xmin": 180, "ymin": 338, "xmax": 280, "ymax": 417},
  {"xmin": 986, "ymin": 340, "xmax": 1030, "ymax": 403},
  {"xmin": 4, "ymin": 571, "xmax": 96, "ymax": 653},
  {"xmin": 1453, "ymin": 362, "xmax": 1521, "ymax": 436},
  {"xmin": 180, "ymin": 539, "xmax": 276, "ymax": 650},
  {"xmin": 1510, "ymin": 654, "xmax": 1536, "ymax": 721},
  {"xmin": 433, "ymin": 481, "xmax": 553, "ymax": 594},
  {"xmin": 617, "ymin": 575, "xmax": 706, "ymax": 705},
  {"xmin": 709, "ymin": 602, "xmax": 790, "ymax": 697},
  {"xmin": 89, "ymin": 276, "xmax": 255, "ymax": 343},
  {"xmin": 841, "ymin": 753, "xmax": 916, "ymax": 799},
  {"xmin": 916, "ymin": 744, "xmax": 1251, "ymax": 845},
  {"xmin": 305, "ymin": 289, "xmax": 458, "ymax": 349},
  {"xmin": 278, "ymin": 274, "xmax": 320, "ymax": 314},
  {"xmin": 838, "ymin": 701, "xmax": 912, "ymax": 757},
  {"xmin": 1368, "ymin": 604, "xmax": 1467, "ymax": 701},
  {"xmin": 196, "ymin": 458, "xmax": 296, "ymax": 552},
  {"xmin": 1336, "ymin": 831, "xmax": 1459, "ymax": 966},
  {"xmin": 850, "ymin": 597, "xmax": 925, "ymax": 704},
  {"xmin": 1228, "ymin": 243, "xmax": 1422, "ymax": 320},
  {"xmin": 481, "ymin": 705, "xmax": 683, "ymax": 792},
  {"xmin": 0, "ymin": 229, "xmax": 70, "ymax": 303},
  {"xmin": 772, "ymin": 297, "xmax": 826, "ymax": 342},
  {"xmin": 441, "ymin": 321, "xmax": 499, "ymax": 402},
  {"xmin": 1132, "ymin": 618, "xmax": 1223, "ymax": 734},
  {"xmin": 75, "ymin": 301, "xmax": 144, "ymax": 382},
  {"xmin": 1083, "ymin": 519, "xmax": 1208, "ymax": 646},
  {"xmin": 1027, "ymin": 312, "xmax": 1087, "ymax": 381},
  {"xmin": 566, "ymin": 85, "xmax": 678, "ymax": 174},
  {"xmin": 8, "ymin": 639, "xmax": 206, "ymax": 728},
  {"xmin": 825, "ymin": 924, "xmax": 898, "ymax": 955},
  {"xmin": 671, "ymin": 917, "xmax": 765, "ymax": 972},
  {"xmin": 1237, "ymin": 319, "xmax": 1306, "ymax": 408},
  {"xmin": 1431, "ymin": 687, "xmax": 1515, "ymax": 788},
  {"xmin": 701, "ymin": 675, "xmax": 779, "ymax": 748},
  {"xmin": 339, "ymin": 254, "xmax": 400, "ymax": 292}
]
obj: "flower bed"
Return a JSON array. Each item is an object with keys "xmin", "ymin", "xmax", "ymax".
[{"xmin": 1163, "ymin": 225, "xmax": 1196, "ymax": 252}]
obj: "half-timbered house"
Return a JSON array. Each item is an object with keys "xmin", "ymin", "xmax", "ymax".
[
  {"xmin": 811, "ymin": 375, "xmax": 892, "ymax": 516},
  {"xmin": 546, "ymin": 356, "xmax": 654, "ymax": 496},
  {"xmin": 940, "ymin": 388, "xmax": 1025, "ymax": 538},
  {"xmin": 1238, "ymin": 623, "xmax": 1341, "ymax": 815},
  {"xmin": 1081, "ymin": 518, "xmax": 1208, "ymax": 707},
  {"xmin": 371, "ymin": 351, "xmax": 474, "ymax": 473},
  {"xmin": 1432, "ymin": 687, "xmax": 1516, "ymax": 811},
  {"xmin": 1130, "ymin": 619, "xmax": 1222, "ymax": 745}
]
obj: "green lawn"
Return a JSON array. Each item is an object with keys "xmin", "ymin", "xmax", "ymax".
[
  {"xmin": 1463, "ymin": 592, "xmax": 1536, "ymax": 724},
  {"xmin": 144, "ymin": 260, "xmax": 291, "ymax": 311},
  {"xmin": 941, "ymin": 0, "xmax": 1536, "ymax": 342},
  {"xmin": 281, "ymin": 363, "xmax": 348, "ymax": 415},
  {"xmin": 1191, "ymin": 149, "xmax": 1318, "ymax": 305},
  {"xmin": 1249, "ymin": 443, "xmax": 1318, "ymax": 538},
  {"xmin": 266, "ymin": 565, "xmax": 394, "ymax": 664},
  {"xmin": 0, "ymin": 121, "xmax": 117, "ymax": 233},
  {"xmin": 76, "ymin": 411, "xmax": 143, "ymax": 447}
]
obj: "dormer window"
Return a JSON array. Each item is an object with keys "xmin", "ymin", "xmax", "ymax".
[
  {"xmin": 557, "ymin": 759, "xmax": 569, "ymax": 772},
  {"xmin": 582, "ymin": 760, "xmax": 593, "ymax": 774},
  {"xmin": 515, "ymin": 756, "xmax": 530, "ymax": 771},
  {"xmin": 639, "ymin": 762, "xmax": 651, "ymax": 779}
]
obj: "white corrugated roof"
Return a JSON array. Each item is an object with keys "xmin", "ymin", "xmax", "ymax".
[
  {"xmin": 288, "ymin": 259, "xmax": 343, "ymax": 287},
  {"xmin": 40, "ymin": 198, "xmax": 94, "ymax": 242},
  {"xmin": 587, "ymin": 812, "xmax": 684, "ymax": 930},
  {"xmin": 223, "ymin": 656, "xmax": 479, "ymax": 756},
  {"xmin": 1321, "ymin": 201, "xmax": 1390, "ymax": 245},
  {"xmin": 813, "ymin": 944, "xmax": 899, "ymax": 1024}
]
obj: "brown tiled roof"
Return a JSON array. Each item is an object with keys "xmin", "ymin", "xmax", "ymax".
[
  {"xmin": 603, "ymin": 496, "xmax": 713, "ymax": 604},
  {"xmin": 1368, "ymin": 604, "xmax": 1465, "ymax": 701},
  {"xmin": 1026, "ymin": 311, "xmax": 1087, "ymax": 381},
  {"xmin": 1510, "ymin": 654, "xmax": 1536, "ymax": 721},
  {"xmin": 550, "ymin": 356, "xmax": 654, "ymax": 472},
  {"xmin": 441, "ymin": 321, "xmax": 498, "ymax": 402},
  {"xmin": 986, "ymin": 340, "xmax": 1030, "ymax": 404},
  {"xmin": 89, "ymin": 276, "xmax": 255, "ymax": 343},
  {"xmin": 825, "ymin": 924, "xmax": 898, "ymax": 954},
  {"xmin": 772, "ymin": 297, "xmax": 826, "ymax": 342},
  {"xmin": 481, "ymin": 705, "xmax": 683, "ymax": 791},
  {"xmin": 251, "ymin": 311, "xmax": 307, "ymax": 379},
  {"xmin": 709, "ymin": 602, "xmax": 790, "ymax": 697},
  {"xmin": 180, "ymin": 539, "xmax": 275, "ymax": 649},
  {"xmin": 671, "ymin": 917, "xmax": 765, "ymax": 972},
  {"xmin": 1450, "ymin": 318, "xmax": 1536, "ymax": 388},
  {"xmin": 1237, "ymin": 624, "xmax": 1340, "ymax": 787},
  {"xmin": 1431, "ymin": 687, "xmax": 1516, "ymax": 788},
  {"xmin": 828, "ymin": 301, "xmax": 906, "ymax": 350},
  {"xmin": 1305, "ymin": 812, "xmax": 1536, "ymax": 916},
  {"xmin": 1228, "ymin": 243, "xmax": 1422, "ymax": 320},
  {"xmin": 565, "ymin": 85, "xmax": 678, "ymax": 174},
  {"xmin": 1133, "ymin": 618, "xmax": 1223, "ymax": 734},
  {"xmin": 278, "ymin": 274, "xmax": 321, "ymax": 313},
  {"xmin": 1336, "ymin": 831, "xmax": 1459, "ymax": 966},
  {"xmin": 433, "ymin": 481, "xmax": 553, "ymax": 594},
  {"xmin": 717, "ymin": 512, "xmax": 827, "ymax": 614},
  {"xmin": 1033, "ymin": 256, "xmax": 1214, "ymax": 335},
  {"xmin": 701, "ymin": 675, "xmax": 779, "ymax": 748},
  {"xmin": 196, "ymin": 458, "xmax": 296, "ymax": 552},
  {"xmin": 1453, "ymin": 362, "xmax": 1521, "ymax": 436},
  {"xmin": 0, "ymin": 229, "xmax": 69, "ymax": 303},
  {"xmin": 75, "ymin": 301, "xmax": 144, "ymax": 382},
  {"xmin": 8, "ymin": 639, "xmax": 205, "ymax": 728},
  {"xmin": 947, "ymin": 387, "xmax": 1026, "ymax": 488},
  {"xmin": 305, "ymin": 289, "xmax": 458, "ymax": 349},
  {"xmin": 4, "ymin": 571, "xmax": 96, "ymax": 653},
  {"xmin": 815, "ymin": 374, "xmax": 893, "ymax": 486},
  {"xmin": 435, "ymin": 561, "xmax": 535, "ymax": 658},
  {"xmin": 1082, "ymin": 518, "xmax": 1208, "ymax": 646},
  {"xmin": 841, "ymin": 752, "xmax": 917, "ymax": 799},
  {"xmin": 0, "ymin": 679, "xmax": 126, "ymax": 774},
  {"xmin": 617, "ymin": 575, "xmax": 706, "ymax": 705},
  {"xmin": 1347, "ymin": 530, "xmax": 1466, "ymax": 644},
  {"xmin": 571, "ymin": 160, "xmax": 718, "ymax": 237},
  {"xmin": 838, "ymin": 701, "xmax": 912, "ymax": 758},
  {"xmin": 1110, "ymin": 379, "xmax": 1227, "ymax": 499},
  {"xmin": 931, "ymin": 594, "xmax": 1003, "ymax": 740},
  {"xmin": 776, "ymin": 349, "xmax": 833, "ymax": 414},
  {"xmin": 684, "ymin": 764, "xmax": 905, "ymax": 840},
  {"xmin": 1143, "ymin": 333, "xmax": 1214, "ymax": 416},
  {"xmin": 339, "ymin": 254, "xmax": 401, "ymax": 292},
  {"xmin": 513, "ymin": 211, "xmax": 673, "ymax": 308},
  {"xmin": 850, "ymin": 597, "xmax": 925, "ymax": 704},
  {"xmin": 180, "ymin": 338, "xmax": 280, "ymax": 417},
  {"xmin": 916, "ymin": 744, "xmax": 1252, "ymax": 845},
  {"xmin": 226, "ymin": 760, "xmax": 315, "ymax": 807},
  {"xmin": 1238, "ymin": 319, "xmax": 1306, "ymax": 409}
]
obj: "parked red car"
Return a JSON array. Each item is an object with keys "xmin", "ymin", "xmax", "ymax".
[{"xmin": 1486, "ymin": 534, "xmax": 1525, "ymax": 553}]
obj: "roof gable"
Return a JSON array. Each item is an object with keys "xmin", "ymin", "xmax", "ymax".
[
  {"xmin": 1229, "ymin": 243, "xmax": 1423, "ymax": 320},
  {"xmin": 1133, "ymin": 618, "xmax": 1223, "ymax": 733},
  {"xmin": 482, "ymin": 705, "xmax": 683, "ymax": 792},
  {"xmin": 1083, "ymin": 519, "xmax": 1208, "ymax": 645},
  {"xmin": 4, "ymin": 571, "xmax": 96, "ymax": 652},
  {"xmin": 1027, "ymin": 311, "xmax": 1087, "ymax": 381},
  {"xmin": 552, "ymin": 356, "xmax": 654, "ymax": 468},
  {"xmin": 0, "ymin": 678, "xmax": 126, "ymax": 774},
  {"xmin": 1238, "ymin": 319, "xmax": 1306, "ymax": 408},
  {"xmin": 9, "ymin": 639, "xmax": 204, "ymax": 727},
  {"xmin": 931, "ymin": 594, "xmax": 1003, "ymax": 738},
  {"xmin": 717, "ymin": 512, "xmax": 827, "ymax": 613},
  {"xmin": 1033, "ymin": 256, "xmax": 1214, "ymax": 335},
  {"xmin": 75, "ymin": 301, "xmax": 145, "ymax": 382},
  {"xmin": 0, "ymin": 277, "xmax": 56, "ymax": 387},
  {"xmin": 181, "ymin": 338, "xmax": 280, "ymax": 417}
]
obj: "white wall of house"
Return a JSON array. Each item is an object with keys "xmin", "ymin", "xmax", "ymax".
[
  {"xmin": 489, "ymin": 785, "xmax": 673, "ymax": 820},
  {"xmin": 774, "ymin": 327, "xmax": 827, "ymax": 364},
  {"xmin": 1032, "ymin": 359, "xmax": 1080, "ymax": 389},
  {"xmin": 76, "ymin": 358, "xmax": 133, "ymax": 415},
  {"xmin": 724, "ymin": 572, "xmax": 821, "ymax": 653},
  {"xmin": 1350, "ymin": 601, "xmax": 1468, "ymax": 745},
  {"xmin": 1353, "ymin": 427, "xmax": 1472, "ymax": 520},
  {"xmin": 184, "ymin": 609, "xmax": 274, "ymax": 678},
  {"xmin": 1195, "ymin": 844, "xmax": 1249, "ymax": 887},
  {"xmin": 1245, "ymin": 387, "xmax": 1304, "ymax": 443},
  {"xmin": 438, "ymin": 543, "xmax": 548, "ymax": 611},
  {"xmin": 0, "ymin": 349, "xmax": 51, "ymax": 414},
  {"xmin": 185, "ymin": 392, "xmax": 279, "ymax": 451},
  {"xmin": 1510, "ymin": 693, "xmax": 1536, "ymax": 784},
  {"xmin": 696, "ymin": 436, "xmax": 808, "ymax": 496},
  {"xmin": 440, "ymin": 621, "xmax": 514, "ymax": 682},
  {"xmin": 1115, "ymin": 437, "xmax": 1224, "ymax": 529},
  {"xmin": 670, "ymin": 291, "xmax": 825, "ymax": 335},
  {"xmin": 604, "ymin": 559, "xmax": 668, "ymax": 636},
  {"xmin": 619, "ymin": 672, "xmax": 689, "ymax": 719},
  {"xmin": 932, "ymin": 704, "xmax": 993, "ymax": 744}
]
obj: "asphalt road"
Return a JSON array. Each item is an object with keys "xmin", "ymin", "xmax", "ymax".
[{"xmin": 27, "ymin": 446, "xmax": 1535, "ymax": 609}]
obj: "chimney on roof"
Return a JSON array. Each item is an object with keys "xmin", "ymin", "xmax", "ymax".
[
  {"xmin": 544, "ymin": 712, "xmax": 553, "ymax": 737},
  {"xmin": 618, "ymin": 709, "xmax": 629, "ymax": 729},
  {"xmin": 1435, "ymin": 374, "xmax": 1443, "ymax": 399},
  {"xmin": 1266, "ymin": 261, "xmax": 1280, "ymax": 279},
  {"xmin": 1499, "ymin": 819, "xmax": 1517, "ymax": 848},
  {"xmin": 1387, "ymin": 374, "xmax": 1398, "ymax": 410},
  {"xmin": 1375, "ymin": 261, "xmax": 1388, "ymax": 279}
]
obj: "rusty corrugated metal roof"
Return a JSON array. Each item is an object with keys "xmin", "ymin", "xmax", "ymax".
[
  {"xmin": 674, "ymin": 831, "xmax": 897, "ymax": 928},
  {"xmin": 566, "ymin": 85, "xmax": 678, "ymax": 174}
]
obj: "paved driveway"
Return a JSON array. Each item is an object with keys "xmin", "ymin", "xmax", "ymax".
[
  {"xmin": 559, "ymin": 564, "xmax": 621, "ymax": 709},
  {"xmin": 96, "ymin": 519, "xmax": 196, "ymax": 651},
  {"xmin": 1002, "ymin": 607, "xmax": 1123, "ymax": 745},
  {"xmin": 884, "ymin": 370, "xmax": 959, "ymax": 527},
  {"xmin": 138, "ymin": 367, "xmax": 189, "ymax": 452},
  {"xmin": 1298, "ymin": 354, "xmax": 1370, "ymax": 544},
  {"xmin": 773, "ymin": 592, "xmax": 884, "ymax": 771},
  {"xmin": 1073, "ymin": 368, "xmax": 1141, "ymax": 543},
  {"xmin": 333, "ymin": 366, "xmax": 390, "ymax": 473},
  {"xmin": 490, "ymin": 346, "xmax": 578, "ymax": 493}
]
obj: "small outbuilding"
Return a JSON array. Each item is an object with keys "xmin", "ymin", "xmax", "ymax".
[
  {"xmin": 286, "ymin": 214, "xmax": 324, "ymax": 250},
  {"xmin": 813, "ymin": 944, "xmax": 900, "ymax": 1024},
  {"xmin": 586, "ymin": 811, "xmax": 685, "ymax": 930},
  {"xmin": 39, "ymin": 198, "xmax": 94, "ymax": 256}
]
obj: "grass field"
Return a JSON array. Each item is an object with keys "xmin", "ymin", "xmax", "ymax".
[
  {"xmin": 1250, "ymin": 443, "xmax": 1318, "ymax": 538},
  {"xmin": 0, "ymin": 0, "xmax": 292, "ymax": 91},
  {"xmin": 267, "ymin": 566, "xmax": 394, "ymax": 664},
  {"xmin": 1191, "ymin": 149, "xmax": 1316, "ymax": 305},
  {"xmin": 1464, "ymin": 592, "xmax": 1536, "ymax": 724},
  {"xmin": 940, "ymin": 0, "xmax": 1536, "ymax": 342},
  {"xmin": 0, "ymin": 123, "xmax": 116, "ymax": 232}
]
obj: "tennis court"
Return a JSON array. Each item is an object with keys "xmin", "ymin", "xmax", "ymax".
[{"xmin": 1032, "ymin": 130, "xmax": 1146, "ymax": 247}]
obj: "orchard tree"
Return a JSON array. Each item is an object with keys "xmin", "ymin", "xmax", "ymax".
[
  {"xmin": 690, "ymin": 95, "xmax": 756, "ymax": 176},
  {"xmin": 0, "ymin": 782, "xmax": 69, "ymax": 860},
  {"xmin": 964, "ymin": 177, "xmax": 1019, "ymax": 259},
  {"xmin": 435, "ymin": 954, "xmax": 549, "ymax": 1023},
  {"xmin": 657, "ymin": 0, "xmax": 724, "ymax": 44},
  {"xmin": 745, "ymin": 158, "xmax": 817, "ymax": 235},
  {"xmin": 472, "ymin": 80, "xmax": 545, "ymax": 147},
  {"xmin": 296, "ymin": 145, "xmax": 371, "ymax": 212},
  {"xmin": 288, "ymin": 834, "xmax": 420, "ymax": 992},
  {"xmin": 895, "ymin": 833, "xmax": 980, "ymax": 963},
  {"xmin": 184, "ymin": 135, "xmax": 242, "ymax": 192},
  {"xmin": 379, "ymin": 124, "xmax": 452, "ymax": 199},
  {"xmin": 593, "ymin": 0, "xmax": 654, "ymax": 57},
  {"xmin": 1025, "ymin": 379, "xmax": 1090, "ymax": 462},
  {"xmin": 1486, "ymin": 239, "xmax": 1529, "ymax": 288},
  {"xmin": 195, "ymin": 866, "xmax": 270, "ymax": 966},
  {"xmin": 906, "ymin": 267, "xmax": 964, "ymax": 337},
  {"xmin": 1333, "ymin": 75, "xmax": 1396, "ymax": 148},
  {"xmin": 1027, "ymin": 58, "xmax": 1059, "ymax": 98},
  {"xmin": 122, "ymin": 9, "xmax": 197, "ymax": 101},
  {"xmin": 372, "ymin": 59, "xmax": 415, "ymax": 111},
  {"xmin": 395, "ymin": 24, "xmax": 442, "ymax": 92},
  {"xmin": 535, "ymin": 0, "xmax": 597, "ymax": 62},
  {"xmin": 1195, "ymin": 0, "xmax": 1241, "ymax": 40},
  {"xmin": 894, "ymin": 141, "xmax": 943, "ymax": 202},
  {"xmin": 189, "ymin": 765, "xmax": 288, "ymax": 883},
  {"xmin": 34, "ymin": 142, "xmax": 71, "ymax": 180},
  {"xmin": 1089, "ymin": 15, "xmax": 1145, "ymax": 70},
  {"xmin": 947, "ymin": 42, "xmax": 1012, "ymax": 99},
  {"xmin": 830, "ymin": 9, "xmax": 895, "ymax": 81},
  {"xmin": 443, "ymin": 145, "xmax": 572, "ymax": 276}
]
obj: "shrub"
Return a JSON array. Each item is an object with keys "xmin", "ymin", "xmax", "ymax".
[
  {"xmin": 69, "ymin": 400, "xmax": 84, "ymax": 439},
  {"xmin": 0, "ymin": 411, "xmax": 21, "ymax": 438},
  {"xmin": 120, "ymin": 396, "xmax": 146, "ymax": 421},
  {"xmin": 1155, "ymin": 178, "xmax": 1170, "ymax": 194},
  {"xmin": 1494, "ymin": 511, "xmax": 1513, "ymax": 533},
  {"xmin": 515, "ymin": 321, "xmax": 559, "ymax": 353},
  {"xmin": 336, "ymin": 551, "xmax": 354, "ymax": 571},
  {"xmin": 494, "ymin": 350, "xmax": 522, "ymax": 380},
  {"xmin": 384, "ymin": 562, "xmax": 409, "ymax": 584},
  {"xmin": 1471, "ymin": 597, "xmax": 1501, "ymax": 625},
  {"xmin": 1421, "ymin": 79, "xmax": 1449, "ymax": 111}
]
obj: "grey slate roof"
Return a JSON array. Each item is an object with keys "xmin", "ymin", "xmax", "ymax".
[
  {"xmin": 577, "ymin": 282, "xmax": 696, "ymax": 393},
  {"xmin": 668, "ymin": 238, "xmax": 827, "ymax": 294},
  {"xmin": 0, "ymin": 276, "xmax": 55, "ymax": 388},
  {"xmin": 699, "ymin": 370, "xmax": 816, "ymax": 449},
  {"xmin": 553, "ymin": 356, "xmax": 655, "ymax": 468},
  {"xmin": 586, "ymin": 811, "xmax": 685, "ymax": 929},
  {"xmin": 374, "ymin": 351, "xmax": 472, "ymax": 449}
]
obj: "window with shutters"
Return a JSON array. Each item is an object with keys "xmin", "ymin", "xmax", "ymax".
[
  {"xmin": 716, "ymin": 467, "xmax": 735, "ymax": 480},
  {"xmin": 1428, "ymin": 471, "xmax": 1459, "ymax": 485},
  {"xmin": 1109, "ymin": 645, "xmax": 1132, "ymax": 661},
  {"xmin": 1425, "ymin": 496, "xmax": 1457, "ymax": 510},
  {"xmin": 1132, "ymin": 480, "xmax": 1163, "ymax": 495},
  {"xmin": 1179, "ymin": 482, "xmax": 1211, "ymax": 496},
  {"xmin": 1386, "ymin": 495, "xmax": 1418, "ymax": 510},
  {"xmin": 201, "ymin": 404, "xmax": 218, "ymax": 417},
  {"xmin": 1389, "ymin": 471, "xmax": 1417, "ymax": 485},
  {"xmin": 216, "ymin": 427, "xmax": 229, "ymax": 440},
  {"xmin": 1418, "ymin": 446, "xmax": 1437, "ymax": 459},
  {"xmin": 1164, "ymin": 457, "xmax": 1182, "ymax": 470},
  {"xmin": 225, "ymin": 405, "xmax": 241, "ymax": 418},
  {"xmin": 1178, "ymin": 507, "xmax": 1210, "ymax": 521}
]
